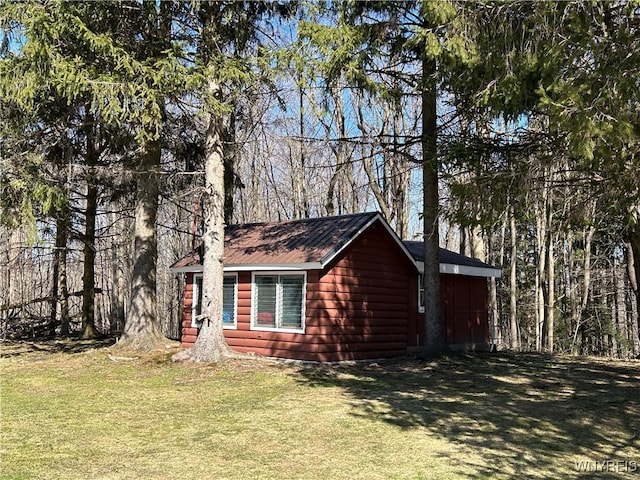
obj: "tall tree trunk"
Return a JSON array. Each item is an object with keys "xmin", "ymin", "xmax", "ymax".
[
  {"xmin": 534, "ymin": 185, "xmax": 548, "ymax": 352},
  {"xmin": 626, "ymin": 241, "xmax": 640, "ymax": 355},
  {"xmin": 470, "ymin": 225, "xmax": 485, "ymax": 261},
  {"xmin": 53, "ymin": 210, "xmax": 70, "ymax": 336},
  {"xmin": 325, "ymin": 84, "xmax": 348, "ymax": 216},
  {"xmin": 174, "ymin": 77, "xmax": 232, "ymax": 363},
  {"xmin": 80, "ymin": 111, "xmax": 99, "ymax": 340},
  {"xmin": 173, "ymin": 2, "xmax": 231, "ymax": 362},
  {"xmin": 118, "ymin": 1, "xmax": 169, "ymax": 350},
  {"xmin": 545, "ymin": 232, "xmax": 556, "ymax": 352},
  {"xmin": 49, "ymin": 217, "xmax": 62, "ymax": 332},
  {"xmin": 110, "ymin": 208, "xmax": 126, "ymax": 333},
  {"xmin": 629, "ymin": 227, "xmax": 640, "ymax": 347},
  {"xmin": 81, "ymin": 180, "xmax": 98, "ymax": 339},
  {"xmin": 421, "ymin": 57, "xmax": 444, "ymax": 357},
  {"xmin": 614, "ymin": 258, "xmax": 627, "ymax": 358},
  {"xmin": 568, "ymin": 230, "xmax": 578, "ymax": 351},
  {"xmin": 120, "ymin": 140, "xmax": 164, "ymax": 349},
  {"xmin": 354, "ymin": 92, "xmax": 392, "ymax": 224},
  {"xmin": 489, "ymin": 217, "xmax": 506, "ymax": 348},
  {"xmin": 572, "ymin": 226, "xmax": 595, "ymax": 352},
  {"xmin": 223, "ymin": 112, "xmax": 237, "ymax": 225},
  {"xmin": 509, "ymin": 206, "xmax": 519, "ymax": 350},
  {"xmin": 297, "ymin": 82, "xmax": 310, "ymax": 219}
]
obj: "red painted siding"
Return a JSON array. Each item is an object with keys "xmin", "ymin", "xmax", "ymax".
[
  {"xmin": 180, "ymin": 273, "xmax": 196, "ymax": 349},
  {"xmin": 414, "ymin": 274, "xmax": 490, "ymax": 349},
  {"xmin": 304, "ymin": 223, "xmax": 412, "ymax": 361},
  {"xmin": 179, "ymin": 222, "xmax": 415, "ymax": 361},
  {"xmin": 441, "ymin": 274, "xmax": 489, "ymax": 346}
]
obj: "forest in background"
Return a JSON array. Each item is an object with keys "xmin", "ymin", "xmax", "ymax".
[{"xmin": 1, "ymin": 1, "xmax": 639, "ymax": 358}]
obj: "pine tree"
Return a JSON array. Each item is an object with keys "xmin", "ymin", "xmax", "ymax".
[{"xmin": 300, "ymin": 1, "xmax": 479, "ymax": 356}]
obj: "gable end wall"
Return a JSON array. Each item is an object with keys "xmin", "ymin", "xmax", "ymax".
[{"xmin": 308, "ymin": 222, "xmax": 413, "ymax": 361}]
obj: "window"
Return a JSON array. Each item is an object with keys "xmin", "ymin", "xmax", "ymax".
[
  {"xmin": 193, "ymin": 275, "xmax": 204, "ymax": 326},
  {"xmin": 192, "ymin": 274, "xmax": 237, "ymax": 328},
  {"xmin": 252, "ymin": 273, "xmax": 305, "ymax": 332},
  {"xmin": 418, "ymin": 273, "xmax": 425, "ymax": 313},
  {"xmin": 222, "ymin": 275, "xmax": 237, "ymax": 327}
]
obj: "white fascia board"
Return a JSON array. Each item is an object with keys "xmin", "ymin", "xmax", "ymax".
[
  {"xmin": 169, "ymin": 265, "xmax": 203, "ymax": 273},
  {"xmin": 320, "ymin": 213, "xmax": 418, "ymax": 269},
  {"xmin": 440, "ymin": 263, "xmax": 502, "ymax": 278},
  {"xmin": 171, "ymin": 263, "xmax": 323, "ymax": 274},
  {"xmin": 224, "ymin": 263, "xmax": 322, "ymax": 272},
  {"xmin": 416, "ymin": 261, "xmax": 502, "ymax": 278}
]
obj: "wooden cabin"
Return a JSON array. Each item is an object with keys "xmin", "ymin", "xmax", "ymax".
[{"xmin": 170, "ymin": 212, "xmax": 501, "ymax": 362}]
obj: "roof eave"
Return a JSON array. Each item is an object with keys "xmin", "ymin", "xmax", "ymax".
[
  {"xmin": 416, "ymin": 261, "xmax": 502, "ymax": 278},
  {"xmin": 169, "ymin": 265, "xmax": 203, "ymax": 273},
  {"xmin": 170, "ymin": 262, "xmax": 323, "ymax": 274},
  {"xmin": 225, "ymin": 262, "xmax": 322, "ymax": 272}
]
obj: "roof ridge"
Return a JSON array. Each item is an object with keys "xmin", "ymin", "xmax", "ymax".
[{"xmin": 226, "ymin": 211, "xmax": 378, "ymax": 229}]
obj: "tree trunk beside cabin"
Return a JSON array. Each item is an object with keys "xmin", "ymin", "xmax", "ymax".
[
  {"xmin": 173, "ymin": 78, "xmax": 232, "ymax": 363},
  {"xmin": 421, "ymin": 57, "xmax": 444, "ymax": 358}
]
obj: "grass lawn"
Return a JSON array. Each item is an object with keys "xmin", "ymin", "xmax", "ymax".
[{"xmin": 1, "ymin": 341, "xmax": 639, "ymax": 479}]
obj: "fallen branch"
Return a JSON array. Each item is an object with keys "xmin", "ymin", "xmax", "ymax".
[
  {"xmin": 107, "ymin": 353, "xmax": 139, "ymax": 362},
  {"xmin": 0, "ymin": 289, "xmax": 103, "ymax": 312}
]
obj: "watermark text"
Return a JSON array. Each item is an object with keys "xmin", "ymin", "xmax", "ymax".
[{"xmin": 575, "ymin": 459, "xmax": 637, "ymax": 473}]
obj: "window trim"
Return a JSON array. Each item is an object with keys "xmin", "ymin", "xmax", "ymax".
[
  {"xmin": 191, "ymin": 273, "xmax": 238, "ymax": 330},
  {"xmin": 250, "ymin": 271, "xmax": 307, "ymax": 334},
  {"xmin": 191, "ymin": 274, "xmax": 203, "ymax": 328},
  {"xmin": 222, "ymin": 273, "xmax": 238, "ymax": 329},
  {"xmin": 417, "ymin": 273, "xmax": 425, "ymax": 314}
]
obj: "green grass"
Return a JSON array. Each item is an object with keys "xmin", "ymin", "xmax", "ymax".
[{"xmin": 1, "ymin": 341, "xmax": 639, "ymax": 479}]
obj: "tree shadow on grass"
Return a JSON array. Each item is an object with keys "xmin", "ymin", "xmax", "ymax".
[
  {"xmin": 0, "ymin": 338, "xmax": 116, "ymax": 358},
  {"xmin": 296, "ymin": 353, "xmax": 640, "ymax": 479}
]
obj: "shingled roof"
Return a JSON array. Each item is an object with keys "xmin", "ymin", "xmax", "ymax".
[
  {"xmin": 170, "ymin": 212, "xmax": 501, "ymax": 277},
  {"xmin": 171, "ymin": 212, "xmax": 404, "ymax": 271}
]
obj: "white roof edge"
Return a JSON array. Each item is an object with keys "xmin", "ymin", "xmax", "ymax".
[
  {"xmin": 320, "ymin": 213, "xmax": 418, "ymax": 269},
  {"xmin": 440, "ymin": 263, "xmax": 502, "ymax": 278},
  {"xmin": 225, "ymin": 263, "xmax": 322, "ymax": 272},
  {"xmin": 169, "ymin": 265, "xmax": 203, "ymax": 273},
  {"xmin": 416, "ymin": 260, "xmax": 502, "ymax": 278},
  {"xmin": 170, "ymin": 263, "xmax": 322, "ymax": 274}
]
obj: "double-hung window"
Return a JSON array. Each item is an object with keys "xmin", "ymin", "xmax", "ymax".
[
  {"xmin": 252, "ymin": 273, "xmax": 305, "ymax": 332},
  {"xmin": 192, "ymin": 274, "xmax": 237, "ymax": 328}
]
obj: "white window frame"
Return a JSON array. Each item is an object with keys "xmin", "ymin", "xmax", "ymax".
[
  {"xmin": 418, "ymin": 273, "xmax": 425, "ymax": 313},
  {"xmin": 251, "ymin": 271, "xmax": 306, "ymax": 333},
  {"xmin": 191, "ymin": 273, "xmax": 238, "ymax": 329}
]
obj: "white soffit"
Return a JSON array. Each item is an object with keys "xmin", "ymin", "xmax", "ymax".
[{"xmin": 416, "ymin": 261, "xmax": 502, "ymax": 278}]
